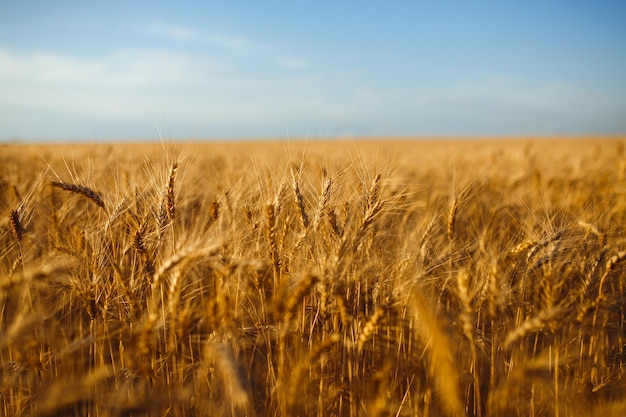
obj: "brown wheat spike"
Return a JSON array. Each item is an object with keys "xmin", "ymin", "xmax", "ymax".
[
  {"xmin": 292, "ymin": 177, "xmax": 309, "ymax": 229},
  {"xmin": 274, "ymin": 273, "xmax": 319, "ymax": 325},
  {"xmin": 417, "ymin": 217, "xmax": 436, "ymax": 258},
  {"xmin": 487, "ymin": 260, "xmax": 502, "ymax": 317},
  {"xmin": 334, "ymin": 280, "xmax": 352, "ymax": 324},
  {"xmin": 265, "ymin": 203, "xmax": 277, "ymax": 246},
  {"xmin": 508, "ymin": 239, "xmax": 538, "ymax": 259},
  {"xmin": 355, "ymin": 174, "xmax": 385, "ymax": 244},
  {"xmin": 366, "ymin": 173, "xmax": 382, "ymax": 212},
  {"xmin": 9, "ymin": 209, "xmax": 24, "ymax": 242},
  {"xmin": 314, "ymin": 176, "xmax": 333, "ymax": 230},
  {"xmin": 456, "ymin": 269, "xmax": 474, "ymax": 342},
  {"xmin": 597, "ymin": 250, "xmax": 626, "ymax": 298},
  {"xmin": 525, "ymin": 230, "xmax": 563, "ymax": 265},
  {"xmin": 51, "ymin": 181, "xmax": 106, "ymax": 210},
  {"xmin": 241, "ymin": 203, "xmax": 256, "ymax": 229},
  {"xmin": 321, "ymin": 176, "xmax": 332, "ymax": 205},
  {"xmin": 1, "ymin": 260, "xmax": 72, "ymax": 292},
  {"xmin": 166, "ymin": 268, "xmax": 185, "ymax": 318},
  {"xmin": 105, "ymin": 196, "xmax": 130, "ymax": 230},
  {"xmin": 6, "ymin": 256, "xmax": 22, "ymax": 279},
  {"xmin": 326, "ymin": 207, "xmax": 343, "ymax": 238},
  {"xmin": 357, "ymin": 306, "xmax": 385, "ymax": 351},
  {"xmin": 152, "ymin": 243, "xmax": 220, "ymax": 291},
  {"xmin": 584, "ymin": 247, "xmax": 608, "ymax": 291},
  {"xmin": 210, "ymin": 200, "xmax": 220, "ymax": 221},
  {"xmin": 357, "ymin": 198, "xmax": 385, "ymax": 245},
  {"xmin": 447, "ymin": 195, "xmax": 458, "ymax": 241},
  {"xmin": 577, "ymin": 220, "xmax": 605, "ymax": 245},
  {"xmin": 132, "ymin": 223, "xmax": 148, "ymax": 255},
  {"xmin": 265, "ymin": 202, "xmax": 280, "ymax": 272},
  {"xmin": 317, "ymin": 173, "xmax": 343, "ymax": 238},
  {"xmin": 148, "ymin": 243, "xmax": 220, "ymax": 325},
  {"xmin": 504, "ymin": 307, "xmax": 561, "ymax": 350},
  {"xmin": 355, "ymin": 175, "xmax": 386, "ymax": 243},
  {"xmin": 165, "ymin": 162, "xmax": 178, "ymax": 220}
]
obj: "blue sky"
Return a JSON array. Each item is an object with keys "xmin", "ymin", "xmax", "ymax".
[{"xmin": 1, "ymin": 1, "xmax": 625, "ymax": 140}]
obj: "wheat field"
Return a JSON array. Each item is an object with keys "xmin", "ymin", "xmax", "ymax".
[{"xmin": 1, "ymin": 138, "xmax": 625, "ymax": 416}]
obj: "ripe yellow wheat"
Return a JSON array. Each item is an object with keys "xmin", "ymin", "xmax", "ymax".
[{"xmin": 0, "ymin": 138, "xmax": 625, "ymax": 417}]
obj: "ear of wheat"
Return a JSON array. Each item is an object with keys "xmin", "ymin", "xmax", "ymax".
[
  {"xmin": 51, "ymin": 181, "xmax": 106, "ymax": 210},
  {"xmin": 9, "ymin": 209, "xmax": 24, "ymax": 242}
]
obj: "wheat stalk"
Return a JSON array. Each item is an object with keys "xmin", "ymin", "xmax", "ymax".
[
  {"xmin": 406, "ymin": 288, "xmax": 463, "ymax": 417},
  {"xmin": 265, "ymin": 202, "xmax": 281, "ymax": 274}
]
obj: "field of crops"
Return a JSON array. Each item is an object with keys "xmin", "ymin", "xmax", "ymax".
[{"xmin": 1, "ymin": 138, "xmax": 625, "ymax": 416}]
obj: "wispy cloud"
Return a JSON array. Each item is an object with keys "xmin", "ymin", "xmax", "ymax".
[
  {"xmin": 0, "ymin": 48, "xmax": 104, "ymax": 84},
  {"xmin": 275, "ymin": 56, "xmax": 310, "ymax": 71},
  {"xmin": 147, "ymin": 22, "xmax": 253, "ymax": 51},
  {"xmin": 0, "ymin": 47, "xmax": 235, "ymax": 87},
  {"xmin": 0, "ymin": 43, "xmax": 332, "ymax": 137}
]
